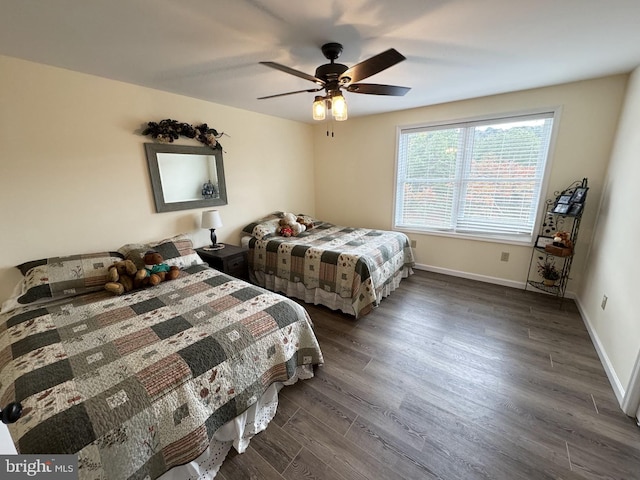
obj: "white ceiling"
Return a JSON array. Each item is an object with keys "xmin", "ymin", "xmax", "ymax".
[{"xmin": 2, "ymin": 0, "xmax": 640, "ymax": 123}]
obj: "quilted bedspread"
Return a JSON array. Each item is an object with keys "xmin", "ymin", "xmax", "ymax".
[
  {"xmin": 0, "ymin": 265, "xmax": 323, "ymax": 480},
  {"xmin": 248, "ymin": 222, "xmax": 415, "ymax": 317}
]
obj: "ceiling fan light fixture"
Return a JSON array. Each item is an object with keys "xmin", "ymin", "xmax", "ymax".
[
  {"xmin": 260, "ymin": 42, "xmax": 408, "ymax": 122},
  {"xmin": 331, "ymin": 92, "xmax": 348, "ymax": 121},
  {"xmin": 312, "ymin": 96, "xmax": 326, "ymax": 121}
]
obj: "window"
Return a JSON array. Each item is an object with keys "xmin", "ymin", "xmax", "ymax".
[{"xmin": 394, "ymin": 111, "xmax": 556, "ymax": 244}]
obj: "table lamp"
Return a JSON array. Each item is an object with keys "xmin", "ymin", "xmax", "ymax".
[{"xmin": 201, "ymin": 210, "xmax": 223, "ymax": 249}]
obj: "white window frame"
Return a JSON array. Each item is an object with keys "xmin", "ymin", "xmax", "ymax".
[{"xmin": 393, "ymin": 107, "xmax": 561, "ymax": 246}]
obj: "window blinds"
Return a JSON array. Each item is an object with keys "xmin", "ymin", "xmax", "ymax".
[{"xmin": 395, "ymin": 112, "xmax": 554, "ymax": 242}]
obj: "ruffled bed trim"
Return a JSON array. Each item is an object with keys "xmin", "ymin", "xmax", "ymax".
[
  {"xmin": 250, "ymin": 266, "xmax": 413, "ymax": 317},
  {"xmin": 158, "ymin": 364, "xmax": 314, "ymax": 480}
]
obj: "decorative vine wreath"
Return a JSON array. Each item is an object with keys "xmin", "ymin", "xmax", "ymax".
[{"xmin": 142, "ymin": 119, "xmax": 224, "ymax": 150}]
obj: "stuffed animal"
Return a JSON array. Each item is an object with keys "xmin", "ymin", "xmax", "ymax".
[
  {"xmin": 136, "ymin": 250, "xmax": 180, "ymax": 287},
  {"xmin": 104, "ymin": 259, "xmax": 139, "ymax": 295},
  {"xmin": 278, "ymin": 225, "xmax": 294, "ymax": 237},
  {"xmin": 276, "ymin": 212, "xmax": 306, "ymax": 237},
  {"xmin": 296, "ymin": 215, "xmax": 315, "ymax": 231},
  {"xmin": 553, "ymin": 231, "xmax": 573, "ymax": 249}
]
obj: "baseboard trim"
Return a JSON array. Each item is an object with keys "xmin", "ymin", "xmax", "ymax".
[
  {"xmin": 413, "ymin": 263, "xmax": 526, "ymax": 290},
  {"xmin": 573, "ymin": 295, "xmax": 627, "ymax": 407},
  {"xmin": 413, "ymin": 263, "xmax": 580, "ymax": 297}
]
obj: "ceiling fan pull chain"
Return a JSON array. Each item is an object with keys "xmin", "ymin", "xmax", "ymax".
[{"xmin": 326, "ymin": 120, "xmax": 335, "ymax": 137}]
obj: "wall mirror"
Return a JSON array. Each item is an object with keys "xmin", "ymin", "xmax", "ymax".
[{"xmin": 145, "ymin": 143, "xmax": 227, "ymax": 213}]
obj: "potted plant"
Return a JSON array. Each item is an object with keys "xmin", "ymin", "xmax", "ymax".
[{"xmin": 537, "ymin": 259, "xmax": 561, "ymax": 286}]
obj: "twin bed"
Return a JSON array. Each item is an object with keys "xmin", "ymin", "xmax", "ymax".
[{"xmin": 0, "ymin": 215, "xmax": 414, "ymax": 479}]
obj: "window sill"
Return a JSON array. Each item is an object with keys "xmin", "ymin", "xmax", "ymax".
[{"xmin": 395, "ymin": 227, "xmax": 533, "ymax": 247}]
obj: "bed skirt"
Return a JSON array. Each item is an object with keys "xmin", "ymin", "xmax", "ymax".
[
  {"xmin": 158, "ymin": 364, "xmax": 314, "ymax": 480},
  {"xmin": 249, "ymin": 266, "xmax": 413, "ymax": 317}
]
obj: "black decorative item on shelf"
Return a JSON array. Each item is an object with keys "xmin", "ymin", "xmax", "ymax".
[
  {"xmin": 551, "ymin": 178, "xmax": 588, "ymax": 216},
  {"xmin": 1, "ymin": 401, "xmax": 22, "ymax": 424},
  {"xmin": 142, "ymin": 119, "xmax": 225, "ymax": 150},
  {"xmin": 525, "ymin": 178, "xmax": 588, "ymax": 300}
]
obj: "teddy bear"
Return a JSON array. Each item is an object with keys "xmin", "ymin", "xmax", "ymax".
[
  {"xmin": 296, "ymin": 215, "xmax": 315, "ymax": 231},
  {"xmin": 552, "ymin": 231, "xmax": 573, "ymax": 250},
  {"xmin": 276, "ymin": 212, "xmax": 306, "ymax": 237},
  {"xmin": 104, "ymin": 259, "xmax": 140, "ymax": 295},
  {"xmin": 135, "ymin": 250, "xmax": 180, "ymax": 287},
  {"xmin": 277, "ymin": 224, "xmax": 295, "ymax": 237}
]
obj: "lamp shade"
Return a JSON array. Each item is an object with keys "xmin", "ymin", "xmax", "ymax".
[
  {"xmin": 312, "ymin": 96, "xmax": 326, "ymax": 120},
  {"xmin": 331, "ymin": 93, "xmax": 348, "ymax": 121},
  {"xmin": 201, "ymin": 210, "xmax": 223, "ymax": 229}
]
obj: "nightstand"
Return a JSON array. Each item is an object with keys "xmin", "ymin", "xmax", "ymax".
[{"xmin": 196, "ymin": 244, "xmax": 249, "ymax": 281}]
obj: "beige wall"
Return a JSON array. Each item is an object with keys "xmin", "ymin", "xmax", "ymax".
[
  {"xmin": 0, "ymin": 55, "xmax": 315, "ymax": 301},
  {"xmin": 579, "ymin": 67, "xmax": 640, "ymax": 393},
  {"xmin": 313, "ymin": 76, "xmax": 627, "ymax": 291}
]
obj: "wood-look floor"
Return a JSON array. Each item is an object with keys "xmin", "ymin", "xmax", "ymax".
[{"xmin": 218, "ymin": 270, "xmax": 640, "ymax": 480}]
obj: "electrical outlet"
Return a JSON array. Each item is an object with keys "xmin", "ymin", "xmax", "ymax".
[
  {"xmin": 500, "ymin": 252, "xmax": 510, "ymax": 262},
  {"xmin": 410, "ymin": 240, "xmax": 417, "ymax": 248},
  {"xmin": 601, "ymin": 295, "xmax": 608, "ymax": 310}
]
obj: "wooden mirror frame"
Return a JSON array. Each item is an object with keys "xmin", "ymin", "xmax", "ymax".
[{"xmin": 145, "ymin": 143, "xmax": 227, "ymax": 213}]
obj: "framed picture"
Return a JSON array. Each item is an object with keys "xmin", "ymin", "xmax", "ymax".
[
  {"xmin": 535, "ymin": 235, "xmax": 554, "ymax": 248},
  {"xmin": 557, "ymin": 194, "xmax": 572, "ymax": 204},
  {"xmin": 553, "ymin": 203, "xmax": 570, "ymax": 214},
  {"xmin": 570, "ymin": 187, "xmax": 588, "ymax": 204},
  {"xmin": 568, "ymin": 202, "xmax": 583, "ymax": 216}
]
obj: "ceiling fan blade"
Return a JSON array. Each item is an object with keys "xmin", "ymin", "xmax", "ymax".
[
  {"xmin": 259, "ymin": 61, "xmax": 324, "ymax": 85},
  {"xmin": 339, "ymin": 49, "xmax": 406, "ymax": 84},
  {"xmin": 257, "ymin": 87, "xmax": 324, "ymax": 100},
  {"xmin": 346, "ymin": 83, "xmax": 411, "ymax": 96}
]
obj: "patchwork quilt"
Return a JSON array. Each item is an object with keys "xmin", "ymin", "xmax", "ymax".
[
  {"xmin": 0, "ymin": 265, "xmax": 323, "ymax": 480},
  {"xmin": 248, "ymin": 221, "xmax": 415, "ymax": 317}
]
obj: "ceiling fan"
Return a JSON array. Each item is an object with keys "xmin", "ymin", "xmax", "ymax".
[{"xmin": 258, "ymin": 42, "xmax": 411, "ymax": 121}]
